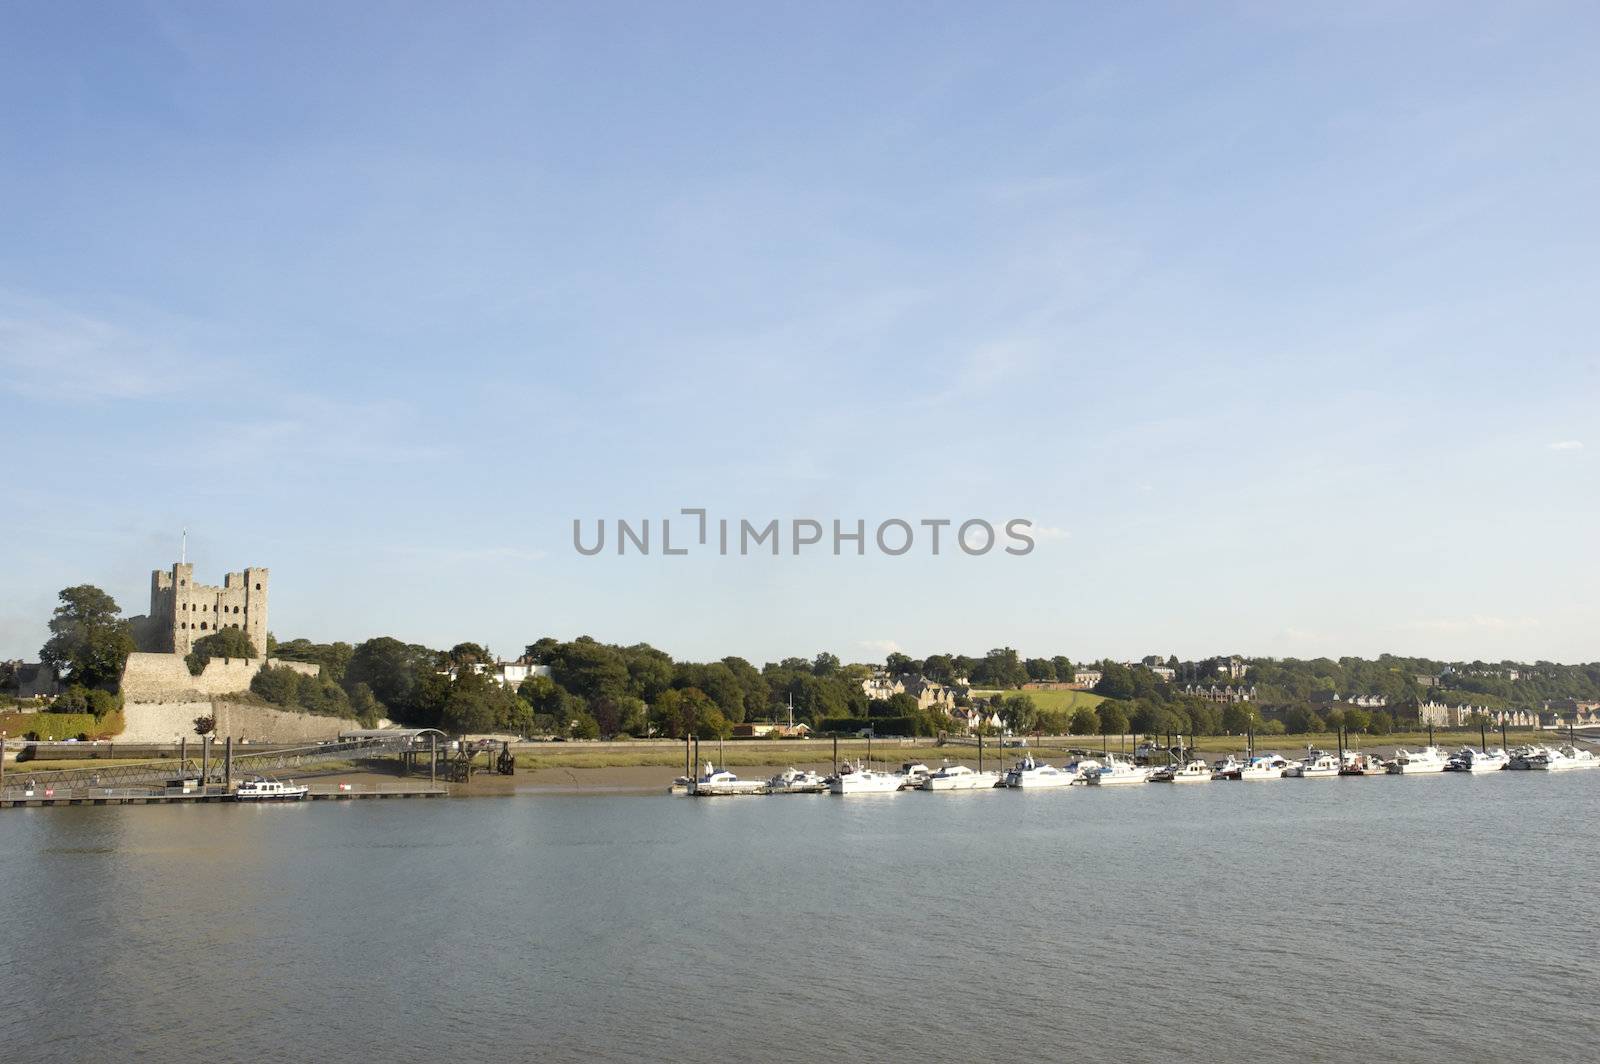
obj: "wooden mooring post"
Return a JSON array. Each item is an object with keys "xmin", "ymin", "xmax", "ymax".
[{"xmin": 224, "ymin": 736, "xmax": 233, "ymax": 791}]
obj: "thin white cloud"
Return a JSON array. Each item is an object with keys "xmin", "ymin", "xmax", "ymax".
[
  {"xmin": 857, "ymin": 639, "xmax": 902, "ymax": 655},
  {"xmin": 386, "ymin": 545, "xmax": 547, "ymax": 565},
  {"xmin": 1548, "ymin": 440, "xmax": 1583, "ymax": 451},
  {"xmin": 0, "ymin": 292, "xmax": 227, "ymax": 401},
  {"xmin": 1397, "ymin": 615, "xmax": 1540, "ymax": 634}
]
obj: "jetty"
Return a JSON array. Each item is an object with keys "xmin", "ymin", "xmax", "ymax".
[{"xmin": 0, "ymin": 729, "xmax": 459, "ymax": 809}]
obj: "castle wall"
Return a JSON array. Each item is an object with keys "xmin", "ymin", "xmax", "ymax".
[
  {"xmin": 120, "ymin": 652, "xmax": 319, "ymax": 703},
  {"xmin": 115, "ymin": 698, "xmax": 353, "ymax": 744}
]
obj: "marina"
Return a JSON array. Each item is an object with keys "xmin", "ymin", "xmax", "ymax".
[{"xmin": 673, "ymin": 737, "xmax": 1600, "ymax": 797}]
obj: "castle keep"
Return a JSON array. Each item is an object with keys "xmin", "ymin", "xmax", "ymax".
[{"xmin": 138, "ymin": 562, "xmax": 270, "ymax": 655}]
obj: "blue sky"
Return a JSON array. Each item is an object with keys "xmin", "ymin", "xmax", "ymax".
[{"xmin": 2, "ymin": 1, "xmax": 1596, "ymax": 666}]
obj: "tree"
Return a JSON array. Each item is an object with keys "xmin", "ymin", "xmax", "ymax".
[
  {"xmin": 185, "ymin": 628, "xmax": 260, "ymax": 675},
  {"xmin": 1221, "ymin": 702, "xmax": 1261, "ymax": 734},
  {"xmin": 251, "ymin": 665, "xmax": 302, "ymax": 706},
  {"xmin": 1341, "ymin": 706, "xmax": 1372, "ymax": 733},
  {"xmin": 1097, "ymin": 701, "xmax": 1130, "ymax": 737},
  {"xmin": 446, "ymin": 642, "xmax": 492, "ymax": 667},
  {"xmin": 812, "ymin": 652, "xmax": 841, "ymax": 677},
  {"xmin": 874, "ymin": 692, "xmax": 922, "ymax": 719},
  {"xmin": 1001, "ymin": 694, "xmax": 1039, "ymax": 733},
  {"xmin": 1369, "ymin": 710, "xmax": 1395, "ymax": 735},
  {"xmin": 347, "ymin": 682, "xmax": 385, "ymax": 728},
  {"xmin": 1069, "ymin": 706, "xmax": 1100, "ymax": 735},
  {"xmin": 1284, "ymin": 706, "xmax": 1326, "ymax": 734},
  {"xmin": 885, "ymin": 652, "xmax": 915, "ymax": 675},
  {"xmin": 40, "ymin": 585, "xmax": 134, "ymax": 690},
  {"xmin": 569, "ymin": 710, "xmax": 601, "ymax": 740},
  {"xmin": 1093, "ymin": 662, "xmax": 1137, "ymax": 700},
  {"xmin": 1024, "ymin": 658, "xmax": 1057, "ymax": 682}
]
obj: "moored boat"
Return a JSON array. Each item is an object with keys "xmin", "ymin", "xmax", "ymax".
[
  {"xmin": 689, "ymin": 762, "xmax": 766, "ymax": 796},
  {"xmin": 1004, "ymin": 756, "xmax": 1074, "ymax": 789},
  {"xmin": 1152, "ymin": 758, "xmax": 1212, "ymax": 783},
  {"xmin": 1386, "ymin": 746, "xmax": 1448, "ymax": 775},
  {"xmin": 1086, "ymin": 753, "xmax": 1149, "ymax": 786},
  {"xmin": 1239, "ymin": 754, "xmax": 1292, "ymax": 780},
  {"xmin": 1285, "ymin": 750, "xmax": 1340, "ymax": 778},
  {"xmin": 1338, "ymin": 751, "xmax": 1388, "ymax": 776},
  {"xmin": 828, "ymin": 760, "xmax": 905, "ymax": 794},
  {"xmin": 920, "ymin": 763, "xmax": 1001, "ymax": 791},
  {"xmin": 766, "ymin": 767, "xmax": 829, "ymax": 793},
  {"xmin": 1210, "ymin": 755, "xmax": 1244, "ymax": 781},
  {"xmin": 1445, "ymin": 747, "xmax": 1508, "ymax": 773},
  {"xmin": 234, "ymin": 776, "xmax": 309, "ymax": 801}
]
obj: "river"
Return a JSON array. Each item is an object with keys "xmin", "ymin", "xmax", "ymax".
[{"xmin": 2, "ymin": 772, "xmax": 1597, "ymax": 1062}]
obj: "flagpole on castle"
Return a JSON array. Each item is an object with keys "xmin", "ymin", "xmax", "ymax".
[{"xmin": 181, "ymin": 529, "xmax": 187, "ymax": 564}]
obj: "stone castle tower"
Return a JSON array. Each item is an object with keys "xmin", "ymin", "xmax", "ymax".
[{"xmin": 143, "ymin": 563, "xmax": 270, "ymax": 656}]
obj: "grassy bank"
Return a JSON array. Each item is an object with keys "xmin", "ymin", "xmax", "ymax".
[
  {"xmin": 971, "ymin": 688, "xmax": 1105, "ymax": 712},
  {"xmin": 0, "ymin": 710, "xmax": 125, "ymax": 742}
]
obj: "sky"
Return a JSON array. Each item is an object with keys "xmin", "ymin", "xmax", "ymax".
[{"xmin": 1, "ymin": 1, "xmax": 1596, "ymax": 667}]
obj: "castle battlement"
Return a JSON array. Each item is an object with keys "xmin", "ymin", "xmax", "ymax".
[{"xmin": 137, "ymin": 562, "xmax": 270, "ymax": 655}]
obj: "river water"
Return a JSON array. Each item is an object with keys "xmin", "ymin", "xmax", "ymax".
[{"xmin": 2, "ymin": 773, "xmax": 1597, "ymax": 1063}]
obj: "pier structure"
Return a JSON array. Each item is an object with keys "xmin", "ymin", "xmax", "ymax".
[{"xmin": 0, "ymin": 729, "xmax": 451, "ymax": 808}]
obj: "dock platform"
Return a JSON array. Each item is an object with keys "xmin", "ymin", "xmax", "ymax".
[{"xmin": 0, "ymin": 784, "xmax": 449, "ymax": 808}]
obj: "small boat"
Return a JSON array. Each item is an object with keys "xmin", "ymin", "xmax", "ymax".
[
  {"xmin": 234, "ymin": 776, "xmax": 309, "ymax": 801},
  {"xmin": 1285, "ymin": 750, "xmax": 1341, "ymax": 778},
  {"xmin": 1239, "ymin": 754, "xmax": 1292, "ymax": 781},
  {"xmin": 1338, "ymin": 751, "xmax": 1388, "ymax": 776},
  {"xmin": 1523, "ymin": 745, "xmax": 1600, "ymax": 771},
  {"xmin": 1445, "ymin": 747, "xmax": 1508, "ymax": 773},
  {"xmin": 1086, "ymin": 753, "xmax": 1149, "ymax": 786},
  {"xmin": 920, "ymin": 763, "xmax": 1001, "ymax": 791},
  {"xmin": 1151, "ymin": 758, "xmax": 1212, "ymax": 783},
  {"xmin": 1060, "ymin": 757, "xmax": 1103, "ymax": 783},
  {"xmin": 1386, "ymin": 747, "xmax": 1448, "ymax": 775},
  {"xmin": 766, "ymin": 767, "xmax": 829, "ymax": 794},
  {"xmin": 897, "ymin": 763, "xmax": 934, "ymax": 788},
  {"xmin": 1210, "ymin": 755, "xmax": 1244, "ymax": 781},
  {"xmin": 1507, "ymin": 745, "xmax": 1546, "ymax": 770},
  {"xmin": 1004, "ymin": 756, "xmax": 1074, "ymax": 789},
  {"xmin": 689, "ymin": 762, "xmax": 766, "ymax": 796},
  {"xmin": 828, "ymin": 760, "xmax": 905, "ymax": 794}
]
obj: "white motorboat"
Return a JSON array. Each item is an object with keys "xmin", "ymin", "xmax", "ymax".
[
  {"xmin": 1151, "ymin": 759, "xmax": 1212, "ymax": 783},
  {"xmin": 829, "ymin": 761, "xmax": 905, "ymax": 794},
  {"xmin": 920, "ymin": 763, "xmax": 1001, "ymax": 791},
  {"xmin": 234, "ymin": 776, "xmax": 309, "ymax": 801},
  {"xmin": 1338, "ymin": 750, "xmax": 1388, "ymax": 776},
  {"xmin": 1239, "ymin": 754, "xmax": 1292, "ymax": 780},
  {"xmin": 1210, "ymin": 755, "xmax": 1244, "ymax": 781},
  {"xmin": 1386, "ymin": 746, "xmax": 1448, "ymax": 775},
  {"xmin": 1061, "ymin": 757, "xmax": 1103, "ymax": 783},
  {"xmin": 1285, "ymin": 751, "xmax": 1341, "ymax": 778},
  {"xmin": 897, "ymin": 762, "xmax": 934, "ymax": 788},
  {"xmin": 1086, "ymin": 753, "xmax": 1149, "ymax": 786},
  {"xmin": 1445, "ymin": 747, "xmax": 1508, "ymax": 773},
  {"xmin": 1004, "ymin": 756, "xmax": 1074, "ymax": 789},
  {"xmin": 766, "ymin": 767, "xmax": 828, "ymax": 793},
  {"xmin": 1507, "ymin": 745, "xmax": 1549, "ymax": 770},
  {"xmin": 1526, "ymin": 745, "xmax": 1600, "ymax": 771},
  {"xmin": 689, "ymin": 762, "xmax": 766, "ymax": 796}
]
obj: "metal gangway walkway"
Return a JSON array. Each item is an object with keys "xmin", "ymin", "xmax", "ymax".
[{"xmin": 0, "ymin": 731, "xmax": 445, "ymax": 796}]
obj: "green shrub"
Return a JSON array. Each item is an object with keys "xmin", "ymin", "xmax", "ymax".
[{"xmin": 185, "ymin": 629, "xmax": 260, "ymax": 675}]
